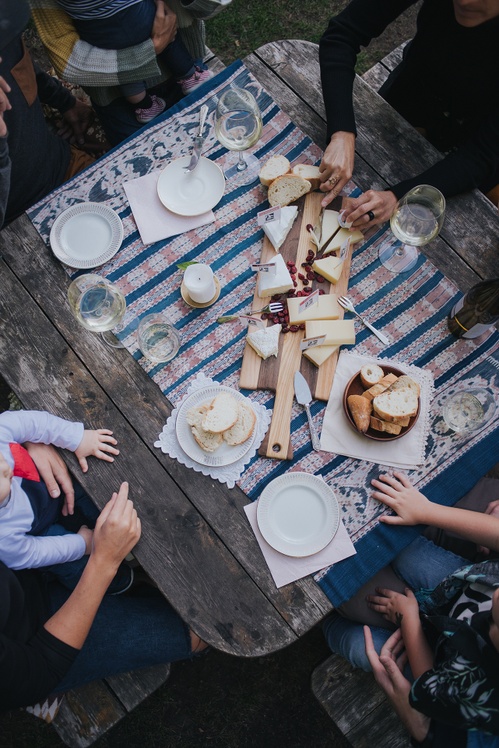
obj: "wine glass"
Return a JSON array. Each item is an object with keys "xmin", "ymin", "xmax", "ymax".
[
  {"xmin": 379, "ymin": 185, "xmax": 446, "ymax": 273},
  {"xmin": 214, "ymin": 86, "xmax": 263, "ymax": 185},
  {"xmin": 67, "ymin": 274, "xmax": 126, "ymax": 348},
  {"xmin": 442, "ymin": 388, "xmax": 496, "ymax": 435}
]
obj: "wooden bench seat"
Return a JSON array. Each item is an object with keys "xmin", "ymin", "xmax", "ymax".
[{"xmin": 361, "ymin": 41, "xmax": 408, "ymax": 90}]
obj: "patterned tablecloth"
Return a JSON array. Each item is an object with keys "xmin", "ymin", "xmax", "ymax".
[{"xmin": 28, "ymin": 61, "xmax": 499, "ymax": 607}]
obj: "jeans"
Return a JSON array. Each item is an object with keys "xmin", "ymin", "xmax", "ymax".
[
  {"xmin": 322, "ymin": 536, "xmax": 467, "ymax": 672},
  {"xmin": 47, "ymin": 582, "xmax": 193, "ymax": 692}
]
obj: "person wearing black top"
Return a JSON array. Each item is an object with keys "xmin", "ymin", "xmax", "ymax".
[{"xmin": 318, "ymin": 0, "xmax": 499, "ymax": 228}]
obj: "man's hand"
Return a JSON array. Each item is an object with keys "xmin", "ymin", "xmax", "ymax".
[
  {"xmin": 319, "ymin": 131, "xmax": 355, "ymax": 207},
  {"xmin": 367, "ymin": 587, "xmax": 420, "ymax": 626},
  {"xmin": 371, "ymin": 471, "xmax": 430, "ymax": 526},
  {"xmin": 77, "ymin": 525, "xmax": 93, "ymax": 555},
  {"xmin": 58, "ymin": 99, "xmax": 93, "ymax": 146},
  {"xmin": 340, "ymin": 189, "xmax": 398, "ymax": 228},
  {"xmin": 75, "ymin": 429, "xmax": 119, "ymax": 473},
  {"xmin": 92, "ymin": 482, "xmax": 141, "ymax": 570},
  {"xmin": 151, "ymin": 0, "xmax": 177, "ymax": 55},
  {"xmin": 25, "ymin": 442, "xmax": 76, "ymax": 516},
  {"xmin": 0, "ymin": 64, "xmax": 12, "ymax": 138}
]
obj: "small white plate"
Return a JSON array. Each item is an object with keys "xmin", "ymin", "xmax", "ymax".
[
  {"xmin": 176, "ymin": 385, "xmax": 256, "ymax": 466},
  {"xmin": 257, "ymin": 473, "xmax": 340, "ymax": 557},
  {"xmin": 49, "ymin": 202, "xmax": 123, "ymax": 269},
  {"xmin": 157, "ymin": 156, "xmax": 225, "ymax": 216}
]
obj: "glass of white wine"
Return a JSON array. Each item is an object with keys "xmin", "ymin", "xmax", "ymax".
[
  {"xmin": 379, "ymin": 184, "xmax": 446, "ymax": 274},
  {"xmin": 214, "ymin": 86, "xmax": 263, "ymax": 185},
  {"xmin": 442, "ymin": 388, "xmax": 496, "ymax": 435},
  {"xmin": 67, "ymin": 274, "xmax": 126, "ymax": 348}
]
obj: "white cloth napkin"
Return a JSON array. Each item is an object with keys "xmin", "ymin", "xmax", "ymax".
[
  {"xmin": 320, "ymin": 350, "xmax": 434, "ymax": 468},
  {"xmin": 123, "ymin": 171, "xmax": 214, "ymax": 245},
  {"xmin": 244, "ymin": 501, "xmax": 355, "ymax": 588}
]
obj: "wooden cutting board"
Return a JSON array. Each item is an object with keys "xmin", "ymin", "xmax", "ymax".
[{"xmin": 239, "ymin": 192, "xmax": 354, "ymax": 460}]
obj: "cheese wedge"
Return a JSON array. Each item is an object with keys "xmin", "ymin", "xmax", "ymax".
[
  {"xmin": 287, "ymin": 294, "xmax": 340, "ymax": 324},
  {"xmin": 262, "ymin": 206, "xmax": 298, "ymax": 250},
  {"xmin": 312, "ymin": 256, "xmax": 344, "ymax": 284},
  {"xmin": 303, "ymin": 344, "xmax": 338, "ymax": 367},
  {"xmin": 257, "ymin": 253, "xmax": 293, "ymax": 298},
  {"xmin": 246, "ymin": 323, "xmax": 281, "ymax": 359},
  {"xmin": 320, "ymin": 210, "xmax": 340, "ymax": 249},
  {"xmin": 305, "ymin": 319, "xmax": 355, "ymax": 346},
  {"xmin": 323, "ymin": 227, "xmax": 364, "ymax": 256}
]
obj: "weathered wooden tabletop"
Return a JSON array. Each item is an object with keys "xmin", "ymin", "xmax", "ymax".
[{"xmin": 0, "ymin": 40, "xmax": 496, "ymax": 656}]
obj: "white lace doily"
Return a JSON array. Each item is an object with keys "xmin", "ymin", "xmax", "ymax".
[{"xmin": 154, "ymin": 373, "xmax": 271, "ymax": 488}]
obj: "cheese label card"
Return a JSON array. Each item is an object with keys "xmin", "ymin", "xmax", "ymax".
[
  {"xmin": 239, "ymin": 315, "xmax": 265, "ymax": 329},
  {"xmin": 338, "ymin": 210, "xmax": 353, "ymax": 229},
  {"xmin": 299, "ymin": 289, "xmax": 320, "ymax": 312},
  {"xmin": 257, "ymin": 206, "xmax": 282, "ymax": 226},
  {"xmin": 300, "ymin": 335, "xmax": 327, "ymax": 351},
  {"xmin": 252, "ymin": 261, "xmax": 277, "ymax": 274},
  {"xmin": 339, "ymin": 235, "xmax": 352, "ymax": 258}
]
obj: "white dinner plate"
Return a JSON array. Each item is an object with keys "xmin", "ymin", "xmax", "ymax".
[
  {"xmin": 257, "ymin": 473, "xmax": 340, "ymax": 557},
  {"xmin": 49, "ymin": 202, "xmax": 124, "ymax": 269},
  {"xmin": 175, "ymin": 385, "xmax": 257, "ymax": 467},
  {"xmin": 157, "ymin": 156, "xmax": 225, "ymax": 216}
]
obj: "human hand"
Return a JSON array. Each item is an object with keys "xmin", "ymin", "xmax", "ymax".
[
  {"xmin": 75, "ymin": 429, "xmax": 119, "ymax": 473},
  {"xmin": 151, "ymin": 0, "xmax": 177, "ymax": 55},
  {"xmin": 25, "ymin": 442, "xmax": 76, "ymax": 516},
  {"xmin": 319, "ymin": 131, "xmax": 355, "ymax": 207},
  {"xmin": 371, "ymin": 471, "xmax": 430, "ymax": 526},
  {"xmin": 367, "ymin": 587, "xmax": 419, "ymax": 626},
  {"xmin": 339, "ymin": 189, "xmax": 398, "ymax": 228},
  {"xmin": 0, "ymin": 64, "xmax": 12, "ymax": 138},
  {"xmin": 58, "ymin": 99, "xmax": 93, "ymax": 146},
  {"xmin": 77, "ymin": 525, "xmax": 93, "ymax": 555},
  {"xmin": 92, "ymin": 482, "xmax": 141, "ymax": 569}
]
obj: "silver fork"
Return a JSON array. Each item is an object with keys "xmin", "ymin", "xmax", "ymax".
[
  {"xmin": 217, "ymin": 302, "xmax": 283, "ymax": 324},
  {"xmin": 338, "ymin": 296, "xmax": 390, "ymax": 345}
]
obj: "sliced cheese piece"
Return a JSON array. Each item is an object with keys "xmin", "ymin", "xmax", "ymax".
[
  {"xmin": 323, "ymin": 227, "xmax": 364, "ymax": 255},
  {"xmin": 246, "ymin": 323, "xmax": 281, "ymax": 359},
  {"xmin": 262, "ymin": 206, "xmax": 298, "ymax": 250},
  {"xmin": 287, "ymin": 294, "xmax": 340, "ymax": 324},
  {"xmin": 305, "ymin": 319, "xmax": 355, "ymax": 346},
  {"xmin": 320, "ymin": 210, "xmax": 340, "ymax": 249},
  {"xmin": 257, "ymin": 253, "xmax": 293, "ymax": 298},
  {"xmin": 312, "ymin": 256, "xmax": 344, "ymax": 284},
  {"xmin": 303, "ymin": 344, "xmax": 338, "ymax": 367}
]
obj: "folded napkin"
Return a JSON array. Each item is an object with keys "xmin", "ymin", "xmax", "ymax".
[
  {"xmin": 123, "ymin": 170, "xmax": 214, "ymax": 245},
  {"xmin": 244, "ymin": 500, "xmax": 355, "ymax": 588},
  {"xmin": 320, "ymin": 350, "xmax": 434, "ymax": 468}
]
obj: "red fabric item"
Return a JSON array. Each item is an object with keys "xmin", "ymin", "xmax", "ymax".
[{"xmin": 9, "ymin": 442, "xmax": 40, "ymax": 482}]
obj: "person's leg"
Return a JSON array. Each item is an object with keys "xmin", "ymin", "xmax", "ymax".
[
  {"xmin": 159, "ymin": 37, "xmax": 196, "ymax": 80},
  {"xmin": 322, "ymin": 612, "xmax": 392, "ymax": 672},
  {"xmin": 392, "ymin": 535, "xmax": 467, "ymax": 591}
]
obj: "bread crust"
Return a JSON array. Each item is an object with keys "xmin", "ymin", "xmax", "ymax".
[
  {"xmin": 268, "ymin": 175, "xmax": 311, "ymax": 207},
  {"xmin": 347, "ymin": 394, "xmax": 372, "ymax": 433}
]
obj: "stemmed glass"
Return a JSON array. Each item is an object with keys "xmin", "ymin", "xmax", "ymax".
[
  {"xmin": 214, "ymin": 86, "xmax": 263, "ymax": 185},
  {"xmin": 379, "ymin": 185, "xmax": 446, "ymax": 274},
  {"xmin": 67, "ymin": 274, "xmax": 126, "ymax": 348}
]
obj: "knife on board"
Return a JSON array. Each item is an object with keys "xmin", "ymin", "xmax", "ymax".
[{"xmin": 294, "ymin": 371, "xmax": 321, "ymax": 452}]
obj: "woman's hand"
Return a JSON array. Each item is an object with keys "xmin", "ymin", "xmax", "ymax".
[
  {"xmin": 340, "ymin": 189, "xmax": 398, "ymax": 228},
  {"xmin": 92, "ymin": 482, "xmax": 141, "ymax": 570},
  {"xmin": 75, "ymin": 429, "xmax": 119, "ymax": 473},
  {"xmin": 371, "ymin": 471, "xmax": 430, "ymax": 526},
  {"xmin": 151, "ymin": 0, "xmax": 177, "ymax": 55},
  {"xmin": 367, "ymin": 587, "xmax": 420, "ymax": 626},
  {"xmin": 25, "ymin": 442, "xmax": 76, "ymax": 516},
  {"xmin": 319, "ymin": 131, "xmax": 355, "ymax": 207}
]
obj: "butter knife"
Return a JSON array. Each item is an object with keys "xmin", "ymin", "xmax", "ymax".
[
  {"xmin": 185, "ymin": 104, "xmax": 208, "ymax": 173},
  {"xmin": 294, "ymin": 371, "xmax": 321, "ymax": 451}
]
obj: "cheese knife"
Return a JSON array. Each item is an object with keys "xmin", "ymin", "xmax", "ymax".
[{"xmin": 293, "ymin": 371, "xmax": 321, "ymax": 451}]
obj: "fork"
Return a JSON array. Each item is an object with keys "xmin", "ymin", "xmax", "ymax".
[
  {"xmin": 217, "ymin": 302, "xmax": 283, "ymax": 324},
  {"xmin": 338, "ymin": 296, "xmax": 390, "ymax": 345}
]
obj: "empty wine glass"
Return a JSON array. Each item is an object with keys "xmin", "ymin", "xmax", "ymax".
[
  {"xmin": 67, "ymin": 274, "xmax": 126, "ymax": 348},
  {"xmin": 379, "ymin": 184, "xmax": 446, "ymax": 273},
  {"xmin": 214, "ymin": 86, "xmax": 263, "ymax": 185}
]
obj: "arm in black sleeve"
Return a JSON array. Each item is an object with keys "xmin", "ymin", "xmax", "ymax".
[
  {"xmin": 35, "ymin": 65, "xmax": 76, "ymax": 116},
  {"xmin": 0, "ymin": 136, "xmax": 11, "ymax": 229},
  {"xmin": 319, "ymin": 0, "xmax": 416, "ymax": 140}
]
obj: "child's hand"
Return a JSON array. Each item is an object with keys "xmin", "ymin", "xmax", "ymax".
[
  {"xmin": 367, "ymin": 587, "xmax": 419, "ymax": 626},
  {"xmin": 77, "ymin": 525, "xmax": 93, "ymax": 555},
  {"xmin": 75, "ymin": 429, "xmax": 119, "ymax": 472},
  {"xmin": 371, "ymin": 471, "xmax": 430, "ymax": 526}
]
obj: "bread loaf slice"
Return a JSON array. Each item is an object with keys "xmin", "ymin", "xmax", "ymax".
[
  {"xmin": 362, "ymin": 373, "xmax": 398, "ymax": 401},
  {"xmin": 347, "ymin": 394, "xmax": 372, "ymax": 433},
  {"xmin": 268, "ymin": 175, "xmax": 311, "ymax": 207},
  {"xmin": 360, "ymin": 364, "xmax": 384, "ymax": 389},
  {"xmin": 223, "ymin": 401, "xmax": 256, "ymax": 445},
  {"xmin": 259, "ymin": 155, "xmax": 291, "ymax": 187},
  {"xmin": 291, "ymin": 163, "xmax": 321, "ymax": 191},
  {"xmin": 389, "ymin": 375, "xmax": 421, "ymax": 398},
  {"xmin": 372, "ymin": 390, "xmax": 419, "ymax": 422},
  {"xmin": 187, "ymin": 404, "xmax": 223, "ymax": 452},
  {"xmin": 202, "ymin": 393, "xmax": 239, "ymax": 433},
  {"xmin": 370, "ymin": 416, "xmax": 402, "ymax": 435}
]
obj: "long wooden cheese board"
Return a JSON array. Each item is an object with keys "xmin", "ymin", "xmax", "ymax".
[{"xmin": 239, "ymin": 192, "xmax": 355, "ymax": 460}]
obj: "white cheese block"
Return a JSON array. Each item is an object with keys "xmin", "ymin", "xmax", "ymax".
[
  {"xmin": 287, "ymin": 294, "xmax": 340, "ymax": 324},
  {"xmin": 246, "ymin": 323, "xmax": 281, "ymax": 359},
  {"xmin": 262, "ymin": 206, "xmax": 298, "ymax": 250},
  {"xmin": 323, "ymin": 227, "xmax": 364, "ymax": 255},
  {"xmin": 257, "ymin": 253, "xmax": 294, "ymax": 298},
  {"xmin": 312, "ymin": 256, "xmax": 344, "ymax": 284},
  {"xmin": 303, "ymin": 344, "xmax": 338, "ymax": 367},
  {"xmin": 320, "ymin": 210, "xmax": 340, "ymax": 249},
  {"xmin": 305, "ymin": 319, "xmax": 356, "ymax": 346}
]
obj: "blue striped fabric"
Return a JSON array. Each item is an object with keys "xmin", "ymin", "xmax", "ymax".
[
  {"xmin": 55, "ymin": 0, "xmax": 142, "ymax": 20},
  {"xmin": 28, "ymin": 61, "xmax": 499, "ymax": 607}
]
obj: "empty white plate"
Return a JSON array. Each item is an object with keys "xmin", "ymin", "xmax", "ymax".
[
  {"xmin": 50, "ymin": 202, "xmax": 123, "ymax": 269},
  {"xmin": 157, "ymin": 156, "xmax": 225, "ymax": 216}
]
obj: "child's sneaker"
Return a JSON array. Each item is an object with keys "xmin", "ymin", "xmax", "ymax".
[
  {"xmin": 179, "ymin": 66, "xmax": 214, "ymax": 95},
  {"xmin": 134, "ymin": 94, "xmax": 166, "ymax": 124}
]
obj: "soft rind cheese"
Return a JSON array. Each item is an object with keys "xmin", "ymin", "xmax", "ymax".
[
  {"xmin": 323, "ymin": 227, "xmax": 364, "ymax": 256},
  {"xmin": 262, "ymin": 206, "xmax": 298, "ymax": 250},
  {"xmin": 257, "ymin": 253, "xmax": 294, "ymax": 298},
  {"xmin": 287, "ymin": 294, "xmax": 340, "ymax": 324},
  {"xmin": 305, "ymin": 319, "xmax": 355, "ymax": 346},
  {"xmin": 303, "ymin": 344, "xmax": 338, "ymax": 367},
  {"xmin": 247, "ymin": 323, "xmax": 281, "ymax": 359},
  {"xmin": 312, "ymin": 256, "xmax": 344, "ymax": 284},
  {"xmin": 320, "ymin": 210, "xmax": 340, "ymax": 249}
]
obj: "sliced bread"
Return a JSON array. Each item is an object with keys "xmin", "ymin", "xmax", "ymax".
[
  {"xmin": 347, "ymin": 394, "xmax": 372, "ymax": 433},
  {"xmin": 187, "ymin": 404, "xmax": 223, "ymax": 452},
  {"xmin": 373, "ymin": 389, "xmax": 419, "ymax": 422},
  {"xmin": 268, "ymin": 175, "xmax": 311, "ymax": 207},
  {"xmin": 223, "ymin": 401, "xmax": 256, "ymax": 445},
  {"xmin": 291, "ymin": 163, "xmax": 321, "ymax": 191},
  {"xmin": 202, "ymin": 392, "xmax": 239, "ymax": 433},
  {"xmin": 361, "ymin": 373, "xmax": 398, "ymax": 401},
  {"xmin": 259, "ymin": 155, "xmax": 291, "ymax": 187},
  {"xmin": 390, "ymin": 375, "xmax": 421, "ymax": 398},
  {"xmin": 360, "ymin": 364, "xmax": 384, "ymax": 389},
  {"xmin": 370, "ymin": 416, "xmax": 402, "ymax": 435}
]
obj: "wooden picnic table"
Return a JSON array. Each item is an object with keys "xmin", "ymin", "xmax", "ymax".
[{"xmin": 0, "ymin": 40, "xmax": 497, "ymax": 658}]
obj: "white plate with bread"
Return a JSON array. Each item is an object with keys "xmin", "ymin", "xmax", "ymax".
[
  {"xmin": 344, "ymin": 363, "xmax": 420, "ymax": 440},
  {"xmin": 176, "ymin": 385, "xmax": 257, "ymax": 466}
]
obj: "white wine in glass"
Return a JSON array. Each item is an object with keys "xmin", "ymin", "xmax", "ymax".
[
  {"xmin": 68, "ymin": 273, "xmax": 126, "ymax": 348},
  {"xmin": 215, "ymin": 86, "xmax": 263, "ymax": 185},
  {"xmin": 379, "ymin": 184, "xmax": 446, "ymax": 273}
]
